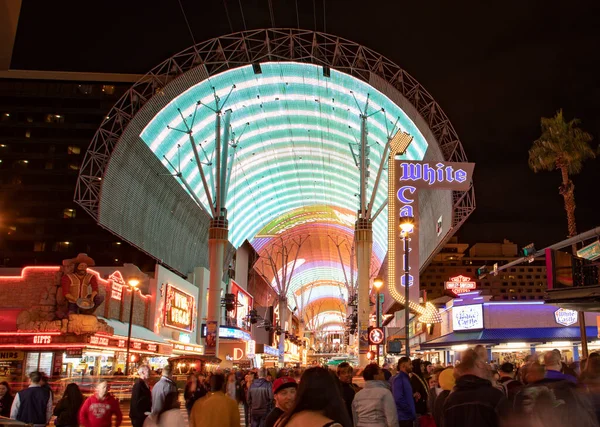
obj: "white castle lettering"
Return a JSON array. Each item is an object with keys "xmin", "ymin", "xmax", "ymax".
[{"xmin": 399, "ymin": 163, "xmax": 468, "ymax": 185}]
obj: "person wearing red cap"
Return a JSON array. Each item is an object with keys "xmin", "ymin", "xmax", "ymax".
[{"xmin": 265, "ymin": 377, "xmax": 297, "ymax": 427}]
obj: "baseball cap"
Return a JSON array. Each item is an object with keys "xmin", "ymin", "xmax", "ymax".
[{"xmin": 272, "ymin": 376, "xmax": 297, "ymax": 394}]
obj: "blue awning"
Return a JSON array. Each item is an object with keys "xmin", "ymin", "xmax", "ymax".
[{"xmin": 419, "ymin": 326, "xmax": 598, "ymax": 350}]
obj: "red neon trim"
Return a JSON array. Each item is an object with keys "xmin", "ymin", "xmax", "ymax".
[
  {"xmin": 0, "ymin": 332, "xmax": 61, "ymax": 336},
  {"xmin": 0, "ymin": 344, "xmax": 85, "ymax": 349},
  {"xmin": 0, "ymin": 266, "xmax": 60, "ymax": 279},
  {"xmin": 0, "ymin": 265, "xmax": 151, "ymax": 299}
]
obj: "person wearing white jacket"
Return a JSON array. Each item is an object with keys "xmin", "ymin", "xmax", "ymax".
[{"xmin": 352, "ymin": 364, "xmax": 399, "ymax": 427}]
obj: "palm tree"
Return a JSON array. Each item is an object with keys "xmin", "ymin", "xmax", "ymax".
[{"xmin": 528, "ymin": 109, "xmax": 596, "ymax": 253}]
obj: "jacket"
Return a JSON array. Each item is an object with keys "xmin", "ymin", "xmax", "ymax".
[
  {"xmin": 514, "ymin": 378, "xmax": 597, "ymax": 427},
  {"xmin": 53, "ymin": 395, "xmax": 83, "ymax": 426},
  {"xmin": 79, "ymin": 393, "xmax": 123, "ymax": 427},
  {"xmin": 10, "ymin": 384, "xmax": 52, "ymax": 427},
  {"xmin": 0, "ymin": 393, "xmax": 13, "ymax": 418},
  {"xmin": 392, "ymin": 371, "xmax": 416, "ymax": 421},
  {"xmin": 248, "ymin": 378, "xmax": 274, "ymax": 417},
  {"xmin": 410, "ymin": 374, "xmax": 429, "ymax": 415},
  {"xmin": 130, "ymin": 379, "xmax": 152, "ymax": 427},
  {"xmin": 189, "ymin": 391, "xmax": 240, "ymax": 427},
  {"xmin": 352, "ymin": 380, "xmax": 398, "ymax": 427},
  {"xmin": 150, "ymin": 376, "xmax": 177, "ymax": 418},
  {"xmin": 340, "ymin": 381, "xmax": 360, "ymax": 419},
  {"xmin": 442, "ymin": 374, "xmax": 506, "ymax": 427},
  {"xmin": 432, "ymin": 389, "xmax": 449, "ymax": 427},
  {"xmin": 143, "ymin": 408, "xmax": 186, "ymax": 427}
]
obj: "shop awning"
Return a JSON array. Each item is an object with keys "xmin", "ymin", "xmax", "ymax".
[
  {"xmin": 419, "ymin": 326, "xmax": 598, "ymax": 350},
  {"xmin": 99, "ymin": 317, "xmax": 167, "ymax": 343}
]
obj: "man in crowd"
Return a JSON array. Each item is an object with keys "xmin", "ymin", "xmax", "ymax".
[
  {"xmin": 392, "ymin": 357, "xmax": 416, "ymax": 427},
  {"xmin": 10, "ymin": 371, "xmax": 53, "ymax": 427},
  {"xmin": 130, "ymin": 365, "xmax": 152, "ymax": 427},
  {"xmin": 337, "ymin": 362, "xmax": 360, "ymax": 419},
  {"xmin": 248, "ymin": 368, "xmax": 274, "ymax": 427},
  {"xmin": 265, "ymin": 377, "xmax": 298, "ymax": 427},
  {"xmin": 443, "ymin": 349, "xmax": 506, "ymax": 427},
  {"xmin": 79, "ymin": 380, "xmax": 123, "ymax": 427},
  {"xmin": 190, "ymin": 373, "xmax": 240, "ymax": 427},
  {"xmin": 545, "ymin": 350, "xmax": 577, "ymax": 383},
  {"xmin": 151, "ymin": 365, "xmax": 177, "ymax": 419},
  {"xmin": 353, "ymin": 364, "xmax": 398, "ymax": 427},
  {"xmin": 497, "ymin": 362, "xmax": 522, "ymax": 402}
]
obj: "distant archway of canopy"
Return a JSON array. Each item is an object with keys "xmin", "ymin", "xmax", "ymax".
[{"xmin": 75, "ymin": 29, "xmax": 472, "ymax": 332}]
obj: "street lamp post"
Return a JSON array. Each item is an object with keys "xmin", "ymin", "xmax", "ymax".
[
  {"xmin": 399, "ymin": 217, "xmax": 414, "ymax": 358},
  {"xmin": 125, "ymin": 278, "xmax": 140, "ymax": 376},
  {"xmin": 373, "ymin": 277, "xmax": 384, "ymax": 365}
]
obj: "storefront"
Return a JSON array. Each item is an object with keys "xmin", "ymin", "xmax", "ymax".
[{"xmin": 420, "ymin": 291, "xmax": 600, "ymax": 365}]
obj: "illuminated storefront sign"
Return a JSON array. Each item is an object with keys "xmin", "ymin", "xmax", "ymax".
[
  {"xmin": 391, "ymin": 161, "xmax": 475, "ymax": 309},
  {"xmin": 247, "ymin": 340, "xmax": 256, "ymax": 357},
  {"xmin": 201, "ymin": 325, "xmax": 251, "ymax": 341},
  {"xmin": 164, "ymin": 284, "xmax": 195, "ymax": 332},
  {"xmin": 555, "ymin": 308, "xmax": 578, "ymax": 326},
  {"xmin": 229, "ymin": 281, "xmax": 253, "ymax": 331},
  {"xmin": 445, "ymin": 275, "xmax": 477, "ymax": 295},
  {"xmin": 33, "ymin": 335, "xmax": 52, "ymax": 344},
  {"xmin": 108, "ymin": 271, "xmax": 126, "ymax": 301},
  {"xmin": 452, "ymin": 304, "xmax": 484, "ymax": 331},
  {"xmin": 171, "ymin": 342, "xmax": 204, "ymax": 354},
  {"xmin": 89, "ymin": 336, "xmax": 109, "ymax": 346},
  {"xmin": 0, "ymin": 351, "xmax": 24, "ymax": 360}
]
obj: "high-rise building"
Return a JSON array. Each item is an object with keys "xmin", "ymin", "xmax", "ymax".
[
  {"xmin": 0, "ymin": 5, "xmax": 153, "ymax": 268},
  {"xmin": 422, "ymin": 237, "xmax": 547, "ymax": 301}
]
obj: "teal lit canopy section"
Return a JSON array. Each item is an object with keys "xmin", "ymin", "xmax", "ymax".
[{"xmin": 140, "ymin": 62, "xmax": 428, "ymax": 257}]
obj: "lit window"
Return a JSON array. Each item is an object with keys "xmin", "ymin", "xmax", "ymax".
[
  {"xmin": 53, "ymin": 242, "xmax": 71, "ymax": 252},
  {"xmin": 7, "ymin": 226, "xmax": 16, "ymax": 235},
  {"xmin": 68, "ymin": 163, "xmax": 80, "ymax": 171},
  {"xmin": 25, "ymin": 130, "xmax": 31, "ymax": 138},
  {"xmin": 63, "ymin": 208, "xmax": 76, "ymax": 219},
  {"xmin": 34, "ymin": 242, "xmax": 46, "ymax": 252},
  {"xmin": 102, "ymin": 85, "xmax": 116, "ymax": 95},
  {"xmin": 68, "ymin": 146, "xmax": 81, "ymax": 155},
  {"xmin": 27, "ymin": 117, "xmax": 33, "ymax": 123}
]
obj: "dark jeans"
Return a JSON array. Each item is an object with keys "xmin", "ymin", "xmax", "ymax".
[
  {"xmin": 251, "ymin": 414, "xmax": 267, "ymax": 427},
  {"xmin": 243, "ymin": 403, "xmax": 249, "ymax": 427}
]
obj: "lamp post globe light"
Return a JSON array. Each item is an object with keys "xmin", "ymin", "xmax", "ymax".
[
  {"xmin": 373, "ymin": 277, "xmax": 384, "ymax": 364},
  {"xmin": 125, "ymin": 277, "xmax": 140, "ymax": 376},
  {"xmin": 400, "ymin": 216, "xmax": 414, "ymax": 357}
]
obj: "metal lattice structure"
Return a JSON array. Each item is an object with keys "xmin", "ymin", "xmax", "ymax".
[{"xmin": 75, "ymin": 28, "xmax": 475, "ymax": 275}]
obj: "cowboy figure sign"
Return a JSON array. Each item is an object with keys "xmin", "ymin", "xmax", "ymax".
[{"xmin": 61, "ymin": 253, "xmax": 105, "ymax": 315}]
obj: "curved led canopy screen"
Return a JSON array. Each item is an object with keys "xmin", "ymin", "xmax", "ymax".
[{"xmin": 140, "ymin": 61, "xmax": 429, "ymax": 328}]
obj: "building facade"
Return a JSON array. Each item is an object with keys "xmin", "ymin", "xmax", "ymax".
[{"xmin": 421, "ymin": 238, "xmax": 547, "ymax": 301}]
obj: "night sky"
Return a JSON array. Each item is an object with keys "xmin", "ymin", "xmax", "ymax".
[{"xmin": 11, "ymin": 0, "xmax": 600, "ymax": 249}]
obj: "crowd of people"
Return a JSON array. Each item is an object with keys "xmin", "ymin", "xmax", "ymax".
[{"xmin": 5, "ymin": 345, "xmax": 600, "ymax": 427}]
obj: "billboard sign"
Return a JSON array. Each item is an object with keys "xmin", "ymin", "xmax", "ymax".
[{"xmin": 230, "ymin": 280, "xmax": 253, "ymax": 331}]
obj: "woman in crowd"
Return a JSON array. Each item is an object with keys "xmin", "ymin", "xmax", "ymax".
[
  {"xmin": 410, "ymin": 359, "xmax": 429, "ymax": 417},
  {"xmin": 275, "ymin": 367, "xmax": 352, "ymax": 427},
  {"xmin": 0, "ymin": 381, "xmax": 14, "ymax": 418},
  {"xmin": 53, "ymin": 382, "xmax": 84, "ymax": 427},
  {"xmin": 184, "ymin": 373, "xmax": 206, "ymax": 415}
]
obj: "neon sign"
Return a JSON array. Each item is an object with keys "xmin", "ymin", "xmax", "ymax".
[
  {"xmin": 399, "ymin": 163, "xmax": 468, "ymax": 186},
  {"xmin": 89, "ymin": 336, "xmax": 109, "ymax": 346},
  {"xmin": 388, "ymin": 159, "xmax": 475, "ymax": 323},
  {"xmin": 33, "ymin": 335, "xmax": 52, "ymax": 344},
  {"xmin": 164, "ymin": 284, "xmax": 195, "ymax": 332},
  {"xmin": 445, "ymin": 275, "xmax": 477, "ymax": 295},
  {"xmin": 108, "ymin": 271, "xmax": 126, "ymax": 300},
  {"xmin": 555, "ymin": 308, "xmax": 578, "ymax": 326},
  {"xmin": 368, "ymin": 327, "xmax": 385, "ymax": 345}
]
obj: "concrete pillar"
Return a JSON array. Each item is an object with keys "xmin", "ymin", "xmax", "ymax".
[
  {"xmin": 206, "ymin": 218, "xmax": 228, "ymax": 357},
  {"xmin": 355, "ymin": 219, "xmax": 373, "ymax": 367},
  {"xmin": 278, "ymin": 297, "xmax": 287, "ymax": 367}
]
